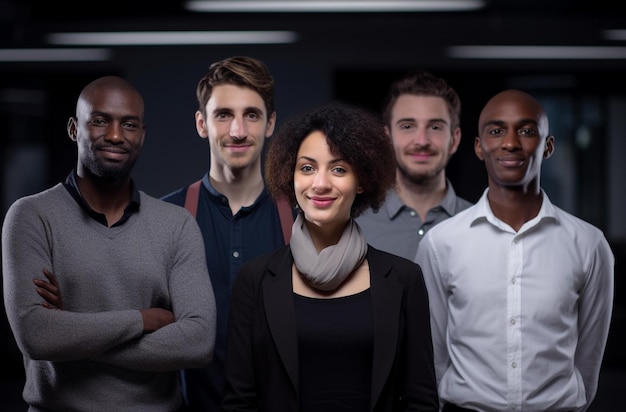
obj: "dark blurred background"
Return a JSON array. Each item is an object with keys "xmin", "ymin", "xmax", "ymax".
[{"xmin": 1, "ymin": 1, "xmax": 624, "ymax": 410}]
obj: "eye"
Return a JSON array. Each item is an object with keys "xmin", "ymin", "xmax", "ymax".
[
  {"xmin": 246, "ymin": 112, "xmax": 260, "ymax": 121},
  {"xmin": 300, "ymin": 164, "xmax": 315, "ymax": 174},
  {"xmin": 519, "ymin": 128, "xmax": 537, "ymax": 137},
  {"xmin": 215, "ymin": 112, "xmax": 231, "ymax": 120},
  {"xmin": 122, "ymin": 121, "xmax": 139, "ymax": 130},
  {"xmin": 331, "ymin": 165, "xmax": 348, "ymax": 175},
  {"xmin": 488, "ymin": 127, "xmax": 504, "ymax": 136},
  {"xmin": 399, "ymin": 123, "xmax": 414, "ymax": 131},
  {"xmin": 89, "ymin": 118, "xmax": 108, "ymax": 126}
]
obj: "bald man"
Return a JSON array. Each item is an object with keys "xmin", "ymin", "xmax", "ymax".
[
  {"xmin": 2, "ymin": 76, "xmax": 216, "ymax": 411},
  {"xmin": 415, "ymin": 89, "xmax": 614, "ymax": 412}
]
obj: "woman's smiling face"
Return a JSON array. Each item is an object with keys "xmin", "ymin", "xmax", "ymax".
[{"xmin": 294, "ymin": 130, "xmax": 362, "ymax": 230}]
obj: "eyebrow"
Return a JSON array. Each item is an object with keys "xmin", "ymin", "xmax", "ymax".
[
  {"xmin": 90, "ymin": 111, "xmax": 141, "ymax": 122},
  {"xmin": 484, "ymin": 118, "xmax": 538, "ymax": 126},
  {"xmin": 395, "ymin": 117, "xmax": 449, "ymax": 125},
  {"xmin": 297, "ymin": 155, "xmax": 345, "ymax": 164},
  {"xmin": 212, "ymin": 106, "xmax": 264, "ymax": 114}
]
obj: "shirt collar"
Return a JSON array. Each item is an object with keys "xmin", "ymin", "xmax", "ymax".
[
  {"xmin": 384, "ymin": 178, "xmax": 461, "ymax": 219},
  {"xmin": 472, "ymin": 187, "xmax": 558, "ymax": 233},
  {"xmin": 63, "ymin": 169, "xmax": 141, "ymax": 226}
]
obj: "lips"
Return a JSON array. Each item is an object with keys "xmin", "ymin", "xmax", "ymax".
[
  {"xmin": 407, "ymin": 151, "xmax": 435, "ymax": 162},
  {"xmin": 98, "ymin": 146, "xmax": 129, "ymax": 161},
  {"xmin": 225, "ymin": 143, "xmax": 251, "ymax": 153},
  {"xmin": 497, "ymin": 157, "xmax": 525, "ymax": 167},
  {"xmin": 309, "ymin": 196, "xmax": 335, "ymax": 208}
]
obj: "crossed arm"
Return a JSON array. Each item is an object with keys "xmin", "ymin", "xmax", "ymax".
[{"xmin": 33, "ymin": 269, "xmax": 174, "ymax": 333}]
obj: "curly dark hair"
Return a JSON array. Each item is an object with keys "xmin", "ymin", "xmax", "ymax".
[
  {"xmin": 196, "ymin": 55, "xmax": 275, "ymax": 117},
  {"xmin": 265, "ymin": 102, "xmax": 396, "ymax": 217}
]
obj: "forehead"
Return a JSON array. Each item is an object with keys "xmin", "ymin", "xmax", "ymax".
[
  {"xmin": 78, "ymin": 87, "xmax": 143, "ymax": 118},
  {"xmin": 479, "ymin": 92, "xmax": 546, "ymax": 128},
  {"xmin": 391, "ymin": 94, "xmax": 450, "ymax": 121},
  {"xmin": 298, "ymin": 130, "xmax": 329, "ymax": 154},
  {"xmin": 206, "ymin": 84, "xmax": 266, "ymax": 112}
]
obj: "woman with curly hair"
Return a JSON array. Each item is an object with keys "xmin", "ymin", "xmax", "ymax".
[{"xmin": 222, "ymin": 102, "xmax": 439, "ymax": 412}]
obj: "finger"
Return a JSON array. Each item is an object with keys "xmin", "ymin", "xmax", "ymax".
[
  {"xmin": 42, "ymin": 269, "xmax": 59, "ymax": 287},
  {"xmin": 33, "ymin": 279, "xmax": 59, "ymax": 294}
]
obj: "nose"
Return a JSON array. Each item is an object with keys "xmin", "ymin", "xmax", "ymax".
[
  {"xmin": 501, "ymin": 129, "xmax": 522, "ymax": 150},
  {"xmin": 230, "ymin": 116, "xmax": 247, "ymax": 140},
  {"xmin": 413, "ymin": 126, "xmax": 430, "ymax": 147},
  {"xmin": 312, "ymin": 171, "xmax": 331, "ymax": 192},
  {"xmin": 104, "ymin": 122, "xmax": 124, "ymax": 143}
]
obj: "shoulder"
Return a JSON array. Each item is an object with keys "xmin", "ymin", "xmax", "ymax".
[
  {"xmin": 139, "ymin": 191, "xmax": 195, "ymax": 222},
  {"xmin": 234, "ymin": 246, "xmax": 292, "ymax": 287},
  {"xmin": 160, "ymin": 186, "xmax": 187, "ymax": 206},
  {"xmin": 431, "ymin": 203, "xmax": 477, "ymax": 234},
  {"xmin": 366, "ymin": 245, "xmax": 423, "ymax": 282},
  {"xmin": 550, "ymin": 205, "xmax": 610, "ymax": 246},
  {"xmin": 4, "ymin": 184, "xmax": 66, "ymax": 217}
]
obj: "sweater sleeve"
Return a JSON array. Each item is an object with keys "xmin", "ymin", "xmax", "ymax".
[{"xmin": 2, "ymin": 193, "xmax": 145, "ymax": 362}]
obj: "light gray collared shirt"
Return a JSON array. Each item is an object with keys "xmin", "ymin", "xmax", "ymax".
[{"xmin": 356, "ymin": 179, "xmax": 472, "ymax": 260}]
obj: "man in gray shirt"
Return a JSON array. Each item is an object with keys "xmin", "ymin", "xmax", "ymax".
[{"xmin": 357, "ymin": 71, "xmax": 472, "ymax": 260}]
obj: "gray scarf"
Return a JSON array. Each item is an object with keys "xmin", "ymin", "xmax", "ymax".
[{"xmin": 290, "ymin": 213, "xmax": 368, "ymax": 292}]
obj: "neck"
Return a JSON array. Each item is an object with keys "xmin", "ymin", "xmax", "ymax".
[
  {"xmin": 209, "ymin": 163, "xmax": 264, "ymax": 213},
  {"xmin": 304, "ymin": 217, "xmax": 349, "ymax": 252},
  {"xmin": 395, "ymin": 172, "xmax": 447, "ymax": 221},
  {"xmin": 75, "ymin": 174, "xmax": 132, "ymax": 226},
  {"xmin": 486, "ymin": 183, "xmax": 542, "ymax": 231}
]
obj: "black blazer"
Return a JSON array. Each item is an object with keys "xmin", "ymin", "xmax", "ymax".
[{"xmin": 222, "ymin": 245, "xmax": 439, "ymax": 411}]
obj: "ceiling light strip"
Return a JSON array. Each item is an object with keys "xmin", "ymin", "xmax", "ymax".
[
  {"xmin": 448, "ymin": 45, "xmax": 626, "ymax": 59},
  {"xmin": 604, "ymin": 30, "xmax": 626, "ymax": 41},
  {"xmin": 0, "ymin": 48, "xmax": 111, "ymax": 62},
  {"xmin": 47, "ymin": 31, "xmax": 298, "ymax": 46},
  {"xmin": 185, "ymin": 0, "xmax": 485, "ymax": 12}
]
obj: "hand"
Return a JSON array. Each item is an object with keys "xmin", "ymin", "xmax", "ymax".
[
  {"xmin": 33, "ymin": 269, "xmax": 64, "ymax": 310},
  {"xmin": 140, "ymin": 308, "xmax": 174, "ymax": 333}
]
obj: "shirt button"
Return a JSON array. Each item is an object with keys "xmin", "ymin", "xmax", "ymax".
[
  {"xmin": 511, "ymin": 362, "xmax": 517, "ymax": 368},
  {"xmin": 221, "ymin": 197, "xmax": 228, "ymax": 203},
  {"xmin": 233, "ymin": 251, "xmax": 240, "ymax": 258},
  {"xmin": 511, "ymin": 277, "xmax": 516, "ymax": 284},
  {"xmin": 510, "ymin": 318, "xmax": 516, "ymax": 325},
  {"xmin": 418, "ymin": 229, "xmax": 425, "ymax": 236},
  {"xmin": 409, "ymin": 210, "xmax": 417, "ymax": 217}
]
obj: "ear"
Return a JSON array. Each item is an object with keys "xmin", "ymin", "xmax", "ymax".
[
  {"xmin": 449, "ymin": 127, "xmax": 462, "ymax": 155},
  {"xmin": 67, "ymin": 117, "xmax": 77, "ymax": 142},
  {"xmin": 474, "ymin": 136, "xmax": 484, "ymax": 161},
  {"xmin": 544, "ymin": 135, "xmax": 555, "ymax": 159},
  {"xmin": 195, "ymin": 110, "xmax": 209, "ymax": 139},
  {"xmin": 265, "ymin": 111, "xmax": 277, "ymax": 138}
]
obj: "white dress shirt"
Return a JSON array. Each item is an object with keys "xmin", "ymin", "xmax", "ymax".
[{"xmin": 415, "ymin": 188, "xmax": 614, "ymax": 412}]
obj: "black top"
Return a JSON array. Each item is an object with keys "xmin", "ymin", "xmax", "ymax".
[{"xmin": 295, "ymin": 289, "xmax": 373, "ymax": 412}]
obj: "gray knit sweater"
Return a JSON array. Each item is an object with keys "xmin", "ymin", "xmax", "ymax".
[{"xmin": 2, "ymin": 183, "xmax": 216, "ymax": 412}]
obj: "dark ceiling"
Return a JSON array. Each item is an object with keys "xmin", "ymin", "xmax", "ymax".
[{"xmin": 1, "ymin": 0, "xmax": 624, "ymax": 51}]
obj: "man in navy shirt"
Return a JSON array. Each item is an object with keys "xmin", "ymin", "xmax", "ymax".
[{"xmin": 162, "ymin": 56, "xmax": 292, "ymax": 412}]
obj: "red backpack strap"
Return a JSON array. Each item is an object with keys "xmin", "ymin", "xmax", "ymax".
[
  {"xmin": 184, "ymin": 180, "xmax": 202, "ymax": 218},
  {"xmin": 276, "ymin": 197, "xmax": 294, "ymax": 244}
]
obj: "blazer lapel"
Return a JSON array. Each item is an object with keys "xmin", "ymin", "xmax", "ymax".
[
  {"xmin": 262, "ymin": 248, "xmax": 299, "ymax": 391},
  {"xmin": 369, "ymin": 250, "xmax": 404, "ymax": 409}
]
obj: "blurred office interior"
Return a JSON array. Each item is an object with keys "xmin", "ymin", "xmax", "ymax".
[{"xmin": 1, "ymin": 1, "xmax": 624, "ymax": 410}]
